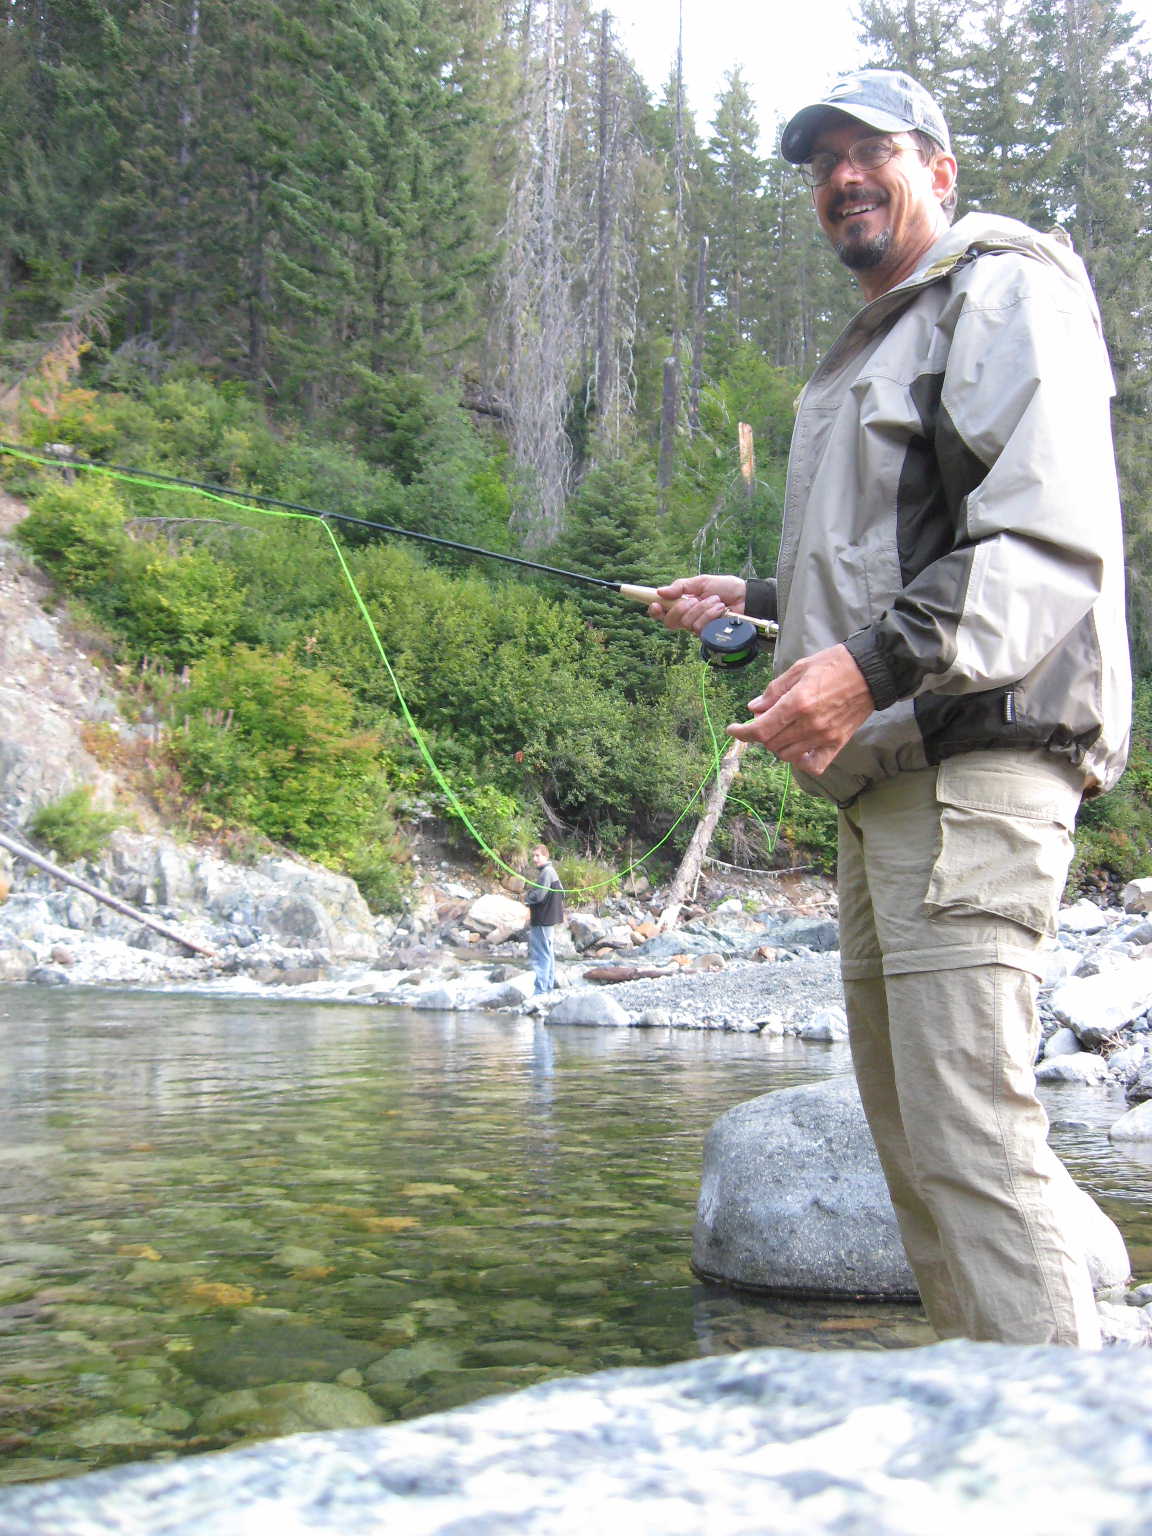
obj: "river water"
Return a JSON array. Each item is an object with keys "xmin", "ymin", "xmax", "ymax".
[{"xmin": 0, "ymin": 985, "xmax": 1149, "ymax": 1486}]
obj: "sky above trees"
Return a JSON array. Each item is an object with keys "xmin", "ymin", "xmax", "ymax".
[{"xmin": 608, "ymin": 0, "xmax": 1152, "ymax": 148}]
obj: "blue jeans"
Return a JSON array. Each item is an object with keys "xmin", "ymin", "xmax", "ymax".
[{"xmin": 528, "ymin": 924, "xmax": 556, "ymax": 994}]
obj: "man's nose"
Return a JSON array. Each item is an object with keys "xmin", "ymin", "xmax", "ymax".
[{"xmin": 826, "ymin": 153, "xmax": 864, "ymax": 190}]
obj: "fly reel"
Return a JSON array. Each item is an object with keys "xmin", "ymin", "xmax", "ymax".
[{"xmin": 699, "ymin": 614, "xmax": 761, "ymax": 670}]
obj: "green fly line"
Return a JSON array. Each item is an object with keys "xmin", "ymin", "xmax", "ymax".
[{"xmin": 0, "ymin": 441, "xmax": 792, "ymax": 897}]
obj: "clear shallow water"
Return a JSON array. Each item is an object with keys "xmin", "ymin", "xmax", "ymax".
[{"xmin": 0, "ymin": 985, "xmax": 1148, "ymax": 1485}]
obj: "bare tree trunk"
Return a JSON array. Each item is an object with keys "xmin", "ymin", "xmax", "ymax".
[
  {"xmin": 657, "ymin": 739, "xmax": 745, "ymax": 931},
  {"xmin": 170, "ymin": 0, "xmax": 202, "ymax": 350},
  {"xmin": 688, "ymin": 234, "xmax": 709, "ymax": 432},
  {"xmin": 658, "ymin": 349, "xmax": 679, "ymax": 492}
]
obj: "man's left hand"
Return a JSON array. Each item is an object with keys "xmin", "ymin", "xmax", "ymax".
[{"xmin": 726, "ymin": 644, "xmax": 875, "ymax": 774}]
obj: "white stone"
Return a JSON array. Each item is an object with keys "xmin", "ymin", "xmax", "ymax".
[
  {"xmin": 1097, "ymin": 1300, "xmax": 1152, "ymax": 1346},
  {"xmin": 567, "ymin": 913, "xmax": 608, "ymax": 951},
  {"xmin": 463, "ymin": 893, "xmax": 530, "ymax": 934},
  {"xmin": 545, "ymin": 990, "xmax": 631, "ymax": 1028},
  {"xmin": 1123, "ymin": 877, "xmax": 1152, "ymax": 914},
  {"xmin": 798, "ymin": 1007, "xmax": 849, "ymax": 1042},
  {"xmin": 1035, "ymin": 1053, "xmax": 1110, "ymax": 1084},
  {"xmin": 1048, "ymin": 961, "xmax": 1152, "ymax": 1042},
  {"xmin": 713, "ymin": 899, "xmax": 744, "ymax": 917},
  {"xmin": 1109, "ymin": 1100, "xmax": 1152, "ymax": 1143},
  {"xmin": 1058, "ymin": 899, "xmax": 1110, "ymax": 934},
  {"xmin": 1107, "ymin": 1043, "xmax": 1148, "ymax": 1077},
  {"xmin": 9, "ymin": 1344, "xmax": 1152, "ymax": 1535},
  {"xmin": 1041, "ymin": 946, "xmax": 1081, "ymax": 987},
  {"xmin": 1043, "ymin": 1027, "xmax": 1082, "ymax": 1058}
]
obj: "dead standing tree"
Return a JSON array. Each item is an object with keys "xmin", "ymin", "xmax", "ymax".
[{"xmin": 497, "ymin": 0, "xmax": 582, "ymax": 547}]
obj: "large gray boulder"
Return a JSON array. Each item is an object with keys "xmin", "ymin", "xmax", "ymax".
[
  {"xmin": 3, "ymin": 1343, "xmax": 1152, "ymax": 1534},
  {"xmin": 693, "ymin": 1076, "xmax": 1129, "ymax": 1298},
  {"xmin": 694, "ymin": 1077, "xmax": 915, "ymax": 1299}
]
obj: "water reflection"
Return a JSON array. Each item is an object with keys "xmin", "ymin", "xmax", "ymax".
[{"xmin": 0, "ymin": 985, "xmax": 1147, "ymax": 1485}]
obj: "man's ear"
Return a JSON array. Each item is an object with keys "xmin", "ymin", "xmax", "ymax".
[{"xmin": 932, "ymin": 152, "xmax": 958, "ymax": 205}]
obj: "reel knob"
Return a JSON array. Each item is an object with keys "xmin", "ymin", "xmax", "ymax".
[{"xmin": 699, "ymin": 614, "xmax": 760, "ymax": 670}]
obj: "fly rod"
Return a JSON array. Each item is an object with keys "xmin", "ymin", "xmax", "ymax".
[{"xmin": 1, "ymin": 440, "xmax": 776, "ymax": 668}]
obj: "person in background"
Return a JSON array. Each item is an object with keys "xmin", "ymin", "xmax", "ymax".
[
  {"xmin": 524, "ymin": 843, "xmax": 564, "ymax": 994},
  {"xmin": 649, "ymin": 69, "xmax": 1131, "ymax": 1347}
]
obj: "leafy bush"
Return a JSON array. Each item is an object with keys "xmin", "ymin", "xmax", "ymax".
[
  {"xmin": 554, "ymin": 852, "xmax": 619, "ymax": 900},
  {"xmin": 17, "ymin": 475, "xmax": 129, "ymax": 588},
  {"xmin": 29, "ymin": 786, "xmax": 122, "ymax": 863},
  {"xmin": 118, "ymin": 547, "xmax": 244, "ymax": 666},
  {"xmin": 444, "ymin": 780, "xmax": 536, "ymax": 865},
  {"xmin": 1070, "ymin": 678, "xmax": 1152, "ymax": 890},
  {"xmin": 171, "ymin": 646, "xmax": 393, "ymax": 861}
]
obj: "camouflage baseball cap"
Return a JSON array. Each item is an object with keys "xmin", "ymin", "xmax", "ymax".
[{"xmin": 781, "ymin": 69, "xmax": 951, "ymax": 163}]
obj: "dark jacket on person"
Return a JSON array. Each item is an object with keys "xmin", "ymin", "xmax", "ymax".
[{"xmin": 525, "ymin": 863, "xmax": 564, "ymax": 927}]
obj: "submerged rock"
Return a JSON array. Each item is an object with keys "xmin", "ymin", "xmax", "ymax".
[
  {"xmin": 197, "ymin": 1382, "xmax": 384, "ymax": 1441},
  {"xmin": 178, "ymin": 1321, "xmax": 381, "ymax": 1391},
  {"xmin": 4, "ymin": 1343, "xmax": 1152, "ymax": 1534}
]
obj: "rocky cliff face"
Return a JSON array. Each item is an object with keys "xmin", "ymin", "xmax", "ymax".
[
  {"xmin": 0, "ymin": 491, "xmax": 381, "ymax": 970},
  {"xmin": 0, "ymin": 491, "xmax": 127, "ymax": 832}
]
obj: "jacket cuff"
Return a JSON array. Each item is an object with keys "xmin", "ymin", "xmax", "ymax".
[
  {"xmin": 843, "ymin": 629, "xmax": 902, "ymax": 712},
  {"xmin": 744, "ymin": 578, "xmax": 778, "ymax": 622}
]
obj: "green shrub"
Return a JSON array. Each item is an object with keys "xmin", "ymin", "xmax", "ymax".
[
  {"xmin": 171, "ymin": 646, "xmax": 392, "ymax": 860},
  {"xmin": 16, "ymin": 475, "xmax": 129, "ymax": 588},
  {"xmin": 444, "ymin": 781, "xmax": 535, "ymax": 865},
  {"xmin": 29, "ymin": 787, "xmax": 122, "ymax": 864},
  {"xmin": 118, "ymin": 547, "xmax": 244, "ymax": 666},
  {"xmin": 554, "ymin": 852, "xmax": 619, "ymax": 900},
  {"xmin": 1069, "ymin": 677, "xmax": 1152, "ymax": 891}
]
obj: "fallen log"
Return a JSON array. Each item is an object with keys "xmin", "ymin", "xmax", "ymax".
[
  {"xmin": 0, "ymin": 829, "xmax": 216, "ymax": 958},
  {"xmin": 582, "ymin": 964, "xmax": 679, "ymax": 984}
]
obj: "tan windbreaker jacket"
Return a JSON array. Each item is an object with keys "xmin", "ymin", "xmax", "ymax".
[{"xmin": 747, "ymin": 211, "xmax": 1131, "ymax": 808}]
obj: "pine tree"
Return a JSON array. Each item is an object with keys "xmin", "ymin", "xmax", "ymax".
[{"xmin": 702, "ymin": 70, "xmax": 768, "ymax": 345}]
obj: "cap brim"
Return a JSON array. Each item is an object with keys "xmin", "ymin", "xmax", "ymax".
[{"xmin": 780, "ymin": 102, "xmax": 917, "ymax": 163}]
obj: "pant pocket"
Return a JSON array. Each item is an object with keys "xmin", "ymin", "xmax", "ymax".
[{"xmin": 925, "ymin": 755, "xmax": 1081, "ymax": 937}]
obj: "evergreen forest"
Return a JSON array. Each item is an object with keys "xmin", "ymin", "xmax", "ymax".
[{"xmin": 2, "ymin": 0, "xmax": 1152, "ymax": 903}]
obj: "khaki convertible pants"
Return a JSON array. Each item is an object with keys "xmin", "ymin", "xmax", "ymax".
[{"xmin": 838, "ymin": 750, "xmax": 1101, "ymax": 1346}]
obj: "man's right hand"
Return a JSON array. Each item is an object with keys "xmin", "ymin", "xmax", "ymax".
[{"xmin": 648, "ymin": 575, "xmax": 746, "ymax": 636}]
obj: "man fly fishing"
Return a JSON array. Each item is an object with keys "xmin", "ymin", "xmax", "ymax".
[{"xmin": 650, "ymin": 70, "xmax": 1131, "ymax": 1347}]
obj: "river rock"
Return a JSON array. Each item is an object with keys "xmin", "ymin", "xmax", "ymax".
[
  {"xmin": 197, "ymin": 1383, "xmax": 383, "ymax": 1442},
  {"xmin": 6, "ymin": 1343, "xmax": 1152, "ymax": 1534},
  {"xmin": 1122, "ymin": 877, "xmax": 1152, "ymax": 914},
  {"xmin": 1109, "ymin": 1100, "xmax": 1152, "ymax": 1142},
  {"xmin": 757, "ymin": 915, "xmax": 841, "ymax": 953},
  {"xmin": 179, "ymin": 1322, "xmax": 381, "ymax": 1390},
  {"xmin": 545, "ymin": 990, "xmax": 631, "ymax": 1028},
  {"xmin": 693, "ymin": 1076, "xmax": 1128, "ymax": 1298},
  {"xmin": 798, "ymin": 1006, "xmax": 848, "ymax": 1042},
  {"xmin": 463, "ymin": 893, "xmax": 529, "ymax": 935},
  {"xmin": 1058, "ymin": 899, "xmax": 1111, "ymax": 934},
  {"xmin": 693, "ymin": 1077, "xmax": 915, "ymax": 1299},
  {"xmin": 1034, "ymin": 1052, "xmax": 1111, "ymax": 1084},
  {"xmin": 568, "ymin": 913, "xmax": 609, "ymax": 951},
  {"xmin": 1042, "ymin": 1026, "xmax": 1082, "ymax": 1058},
  {"xmin": 1048, "ymin": 961, "xmax": 1152, "ymax": 1046}
]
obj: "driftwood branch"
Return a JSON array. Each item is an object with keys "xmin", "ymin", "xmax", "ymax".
[
  {"xmin": 702, "ymin": 856, "xmax": 820, "ymax": 877},
  {"xmin": 0, "ymin": 829, "xmax": 216, "ymax": 957},
  {"xmin": 657, "ymin": 739, "xmax": 746, "ymax": 933}
]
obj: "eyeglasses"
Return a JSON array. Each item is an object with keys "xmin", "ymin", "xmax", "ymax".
[{"xmin": 798, "ymin": 136, "xmax": 905, "ymax": 188}]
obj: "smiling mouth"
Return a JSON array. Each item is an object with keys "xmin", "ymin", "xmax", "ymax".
[{"xmin": 835, "ymin": 200, "xmax": 883, "ymax": 222}]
